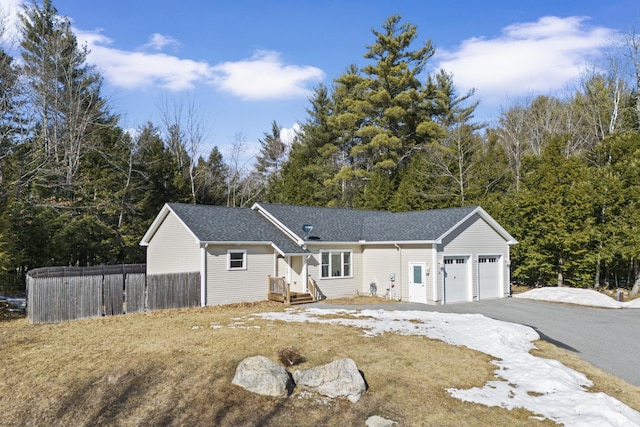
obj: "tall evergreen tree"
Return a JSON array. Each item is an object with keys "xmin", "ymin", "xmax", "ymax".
[
  {"xmin": 194, "ymin": 146, "xmax": 227, "ymax": 205},
  {"xmin": 512, "ymin": 137, "xmax": 595, "ymax": 287},
  {"xmin": 327, "ymin": 15, "xmax": 439, "ymax": 208},
  {"xmin": 272, "ymin": 84, "xmax": 342, "ymax": 206},
  {"xmin": 256, "ymin": 120, "xmax": 287, "ymax": 200},
  {"xmin": 18, "ymin": 0, "xmax": 110, "ymax": 198},
  {"xmin": 392, "ymin": 71, "xmax": 481, "ymax": 209}
]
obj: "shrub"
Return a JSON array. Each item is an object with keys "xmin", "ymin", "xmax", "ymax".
[{"xmin": 277, "ymin": 347, "xmax": 305, "ymax": 366}]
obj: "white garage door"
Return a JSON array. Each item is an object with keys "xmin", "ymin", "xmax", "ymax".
[
  {"xmin": 444, "ymin": 256, "xmax": 470, "ymax": 304},
  {"xmin": 478, "ymin": 256, "xmax": 502, "ymax": 299}
]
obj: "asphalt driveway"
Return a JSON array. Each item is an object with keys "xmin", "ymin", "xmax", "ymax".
[{"xmin": 310, "ymin": 297, "xmax": 640, "ymax": 387}]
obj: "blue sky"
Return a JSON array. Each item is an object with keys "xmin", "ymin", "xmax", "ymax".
[{"xmin": 0, "ymin": 0, "xmax": 637, "ymax": 163}]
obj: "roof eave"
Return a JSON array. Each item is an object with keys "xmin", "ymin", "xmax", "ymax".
[
  {"xmin": 200, "ymin": 240, "xmax": 274, "ymax": 246},
  {"xmin": 252, "ymin": 202, "xmax": 305, "ymax": 246},
  {"xmin": 435, "ymin": 207, "xmax": 517, "ymax": 244},
  {"xmin": 140, "ymin": 204, "xmax": 203, "ymax": 246},
  {"xmin": 359, "ymin": 240, "xmax": 438, "ymax": 245}
]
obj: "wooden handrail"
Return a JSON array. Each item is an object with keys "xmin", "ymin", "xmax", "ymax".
[
  {"xmin": 268, "ymin": 275, "xmax": 290, "ymax": 303},
  {"xmin": 307, "ymin": 276, "xmax": 318, "ymax": 301}
]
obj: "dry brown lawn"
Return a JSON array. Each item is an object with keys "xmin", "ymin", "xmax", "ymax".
[{"xmin": 1, "ymin": 301, "xmax": 639, "ymax": 426}]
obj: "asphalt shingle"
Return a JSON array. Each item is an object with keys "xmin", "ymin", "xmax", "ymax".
[
  {"xmin": 167, "ymin": 203, "xmax": 308, "ymax": 254},
  {"xmin": 166, "ymin": 203, "xmax": 483, "ymax": 250}
]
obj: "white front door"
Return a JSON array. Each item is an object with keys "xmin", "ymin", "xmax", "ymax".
[{"xmin": 409, "ymin": 262, "xmax": 427, "ymax": 303}]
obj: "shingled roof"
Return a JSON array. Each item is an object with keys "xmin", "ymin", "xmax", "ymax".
[
  {"xmin": 253, "ymin": 203, "xmax": 391, "ymax": 242},
  {"xmin": 141, "ymin": 202, "xmax": 515, "ymax": 250},
  {"xmin": 141, "ymin": 203, "xmax": 309, "ymax": 255},
  {"xmin": 254, "ymin": 203, "xmax": 515, "ymax": 244}
]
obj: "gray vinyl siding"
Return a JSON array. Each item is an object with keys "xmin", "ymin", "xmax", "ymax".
[
  {"xmin": 362, "ymin": 245, "xmax": 400, "ymax": 297},
  {"xmin": 361, "ymin": 245, "xmax": 434, "ymax": 302},
  {"xmin": 206, "ymin": 245, "xmax": 275, "ymax": 306},
  {"xmin": 438, "ymin": 214, "xmax": 510, "ymax": 301},
  {"xmin": 306, "ymin": 245, "xmax": 362, "ymax": 298},
  {"xmin": 146, "ymin": 212, "xmax": 200, "ymax": 275},
  {"xmin": 397, "ymin": 246, "xmax": 435, "ymax": 302}
]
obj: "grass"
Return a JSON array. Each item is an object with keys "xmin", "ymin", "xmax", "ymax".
[{"xmin": 1, "ymin": 301, "xmax": 639, "ymax": 426}]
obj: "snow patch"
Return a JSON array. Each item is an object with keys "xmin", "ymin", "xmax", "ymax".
[{"xmin": 252, "ymin": 308, "xmax": 640, "ymax": 426}]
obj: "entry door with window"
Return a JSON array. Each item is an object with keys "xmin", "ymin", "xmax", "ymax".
[{"xmin": 409, "ymin": 262, "xmax": 427, "ymax": 303}]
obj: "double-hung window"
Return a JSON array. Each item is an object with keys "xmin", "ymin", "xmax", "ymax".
[
  {"xmin": 320, "ymin": 250, "xmax": 352, "ymax": 278},
  {"xmin": 227, "ymin": 249, "xmax": 247, "ymax": 270}
]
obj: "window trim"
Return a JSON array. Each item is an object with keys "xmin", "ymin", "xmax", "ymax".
[
  {"xmin": 319, "ymin": 250, "xmax": 353, "ymax": 279},
  {"xmin": 227, "ymin": 249, "xmax": 247, "ymax": 271}
]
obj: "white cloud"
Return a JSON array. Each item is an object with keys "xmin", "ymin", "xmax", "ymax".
[
  {"xmin": 79, "ymin": 30, "xmax": 323, "ymax": 100},
  {"xmin": 436, "ymin": 16, "xmax": 617, "ymax": 106},
  {"xmin": 75, "ymin": 29, "xmax": 211, "ymax": 91},
  {"xmin": 210, "ymin": 50, "xmax": 325, "ymax": 100},
  {"xmin": 76, "ymin": 29, "xmax": 212, "ymax": 91},
  {"xmin": 1, "ymin": 2, "xmax": 324, "ymax": 100},
  {"xmin": 281, "ymin": 123, "xmax": 301, "ymax": 145},
  {"xmin": 140, "ymin": 33, "xmax": 179, "ymax": 51}
]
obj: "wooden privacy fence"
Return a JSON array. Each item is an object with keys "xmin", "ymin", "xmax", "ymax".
[
  {"xmin": 26, "ymin": 265, "xmax": 201, "ymax": 324},
  {"xmin": 147, "ymin": 272, "xmax": 200, "ymax": 310}
]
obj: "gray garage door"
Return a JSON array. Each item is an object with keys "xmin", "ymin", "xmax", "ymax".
[
  {"xmin": 478, "ymin": 256, "xmax": 502, "ymax": 299},
  {"xmin": 444, "ymin": 256, "xmax": 470, "ymax": 304}
]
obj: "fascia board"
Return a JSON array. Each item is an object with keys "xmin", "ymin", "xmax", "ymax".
[
  {"xmin": 436, "ymin": 207, "xmax": 518, "ymax": 245},
  {"xmin": 251, "ymin": 203, "xmax": 305, "ymax": 246},
  {"xmin": 140, "ymin": 204, "xmax": 170, "ymax": 246},
  {"xmin": 475, "ymin": 207, "xmax": 518, "ymax": 244},
  {"xmin": 200, "ymin": 241, "xmax": 274, "ymax": 246},
  {"xmin": 359, "ymin": 240, "xmax": 437, "ymax": 245},
  {"xmin": 201, "ymin": 241, "xmax": 307, "ymax": 257},
  {"xmin": 140, "ymin": 204, "xmax": 201, "ymax": 246}
]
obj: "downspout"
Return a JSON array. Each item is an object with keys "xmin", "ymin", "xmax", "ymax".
[
  {"xmin": 302, "ymin": 255, "xmax": 308, "ymax": 293},
  {"xmin": 394, "ymin": 243, "xmax": 402, "ymax": 300},
  {"xmin": 200, "ymin": 244, "xmax": 208, "ymax": 307},
  {"xmin": 432, "ymin": 245, "xmax": 439, "ymax": 303}
]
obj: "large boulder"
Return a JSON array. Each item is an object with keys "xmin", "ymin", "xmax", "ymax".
[
  {"xmin": 293, "ymin": 358, "xmax": 366, "ymax": 403},
  {"xmin": 232, "ymin": 356, "xmax": 294, "ymax": 397}
]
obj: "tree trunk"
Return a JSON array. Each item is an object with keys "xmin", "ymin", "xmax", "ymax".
[
  {"xmin": 557, "ymin": 254, "xmax": 565, "ymax": 287},
  {"xmin": 594, "ymin": 254, "xmax": 601, "ymax": 289},
  {"xmin": 631, "ymin": 258, "xmax": 640, "ymax": 296}
]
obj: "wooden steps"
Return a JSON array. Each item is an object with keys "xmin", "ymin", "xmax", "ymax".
[{"xmin": 288, "ymin": 292, "xmax": 314, "ymax": 305}]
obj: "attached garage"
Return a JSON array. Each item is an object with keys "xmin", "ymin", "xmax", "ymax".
[
  {"xmin": 443, "ymin": 256, "xmax": 471, "ymax": 303},
  {"xmin": 478, "ymin": 255, "xmax": 502, "ymax": 300}
]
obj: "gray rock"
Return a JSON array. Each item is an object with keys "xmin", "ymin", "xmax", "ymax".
[
  {"xmin": 293, "ymin": 358, "xmax": 366, "ymax": 403},
  {"xmin": 366, "ymin": 415, "xmax": 396, "ymax": 427},
  {"xmin": 232, "ymin": 356, "xmax": 293, "ymax": 397}
]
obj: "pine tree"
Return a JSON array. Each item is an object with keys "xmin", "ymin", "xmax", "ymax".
[
  {"xmin": 18, "ymin": 0, "xmax": 110, "ymax": 198},
  {"xmin": 272, "ymin": 85, "xmax": 342, "ymax": 206},
  {"xmin": 254, "ymin": 120, "xmax": 287, "ymax": 201},
  {"xmin": 513, "ymin": 137, "xmax": 596, "ymax": 287},
  {"xmin": 327, "ymin": 15, "xmax": 438, "ymax": 207},
  {"xmin": 194, "ymin": 146, "xmax": 227, "ymax": 205}
]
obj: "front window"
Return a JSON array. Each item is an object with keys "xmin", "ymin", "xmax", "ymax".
[
  {"xmin": 320, "ymin": 250, "xmax": 352, "ymax": 278},
  {"xmin": 228, "ymin": 250, "xmax": 247, "ymax": 270}
]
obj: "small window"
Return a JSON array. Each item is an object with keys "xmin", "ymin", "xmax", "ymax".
[
  {"xmin": 228, "ymin": 250, "xmax": 247, "ymax": 270},
  {"xmin": 320, "ymin": 250, "xmax": 352, "ymax": 278}
]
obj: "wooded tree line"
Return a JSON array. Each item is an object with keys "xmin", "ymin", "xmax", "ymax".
[{"xmin": 0, "ymin": 2, "xmax": 639, "ymax": 293}]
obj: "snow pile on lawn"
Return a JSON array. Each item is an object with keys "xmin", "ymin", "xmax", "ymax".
[
  {"xmin": 513, "ymin": 287, "xmax": 640, "ymax": 308},
  {"xmin": 256, "ymin": 308, "xmax": 640, "ymax": 426}
]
